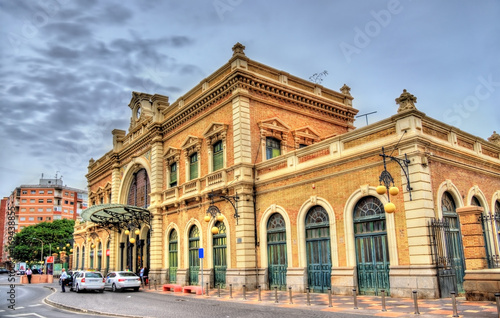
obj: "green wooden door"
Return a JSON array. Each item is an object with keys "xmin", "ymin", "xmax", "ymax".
[
  {"xmin": 213, "ymin": 221, "xmax": 227, "ymax": 287},
  {"xmin": 442, "ymin": 192, "xmax": 465, "ymax": 293},
  {"xmin": 169, "ymin": 230, "xmax": 178, "ymax": 283},
  {"xmin": 267, "ymin": 213, "xmax": 287, "ymax": 290},
  {"xmin": 189, "ymin": 226, "xmax": 200, "ymax": 285},
  {"xmin": 354, "ymin": 196, "xmax": 390, "ymax": 295},
  {"xmin": 305, "ymin": 206, "xmax": 331, "ymax": 293}
]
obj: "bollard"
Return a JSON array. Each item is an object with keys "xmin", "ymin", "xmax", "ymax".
[
  {"xmin": 289, "ymin": 287, "xmax": 293, "ymax": 304},
  {"xmin": 274, "ymin": 286, "xmax": 279, "ymax": 303},
  {"xmin": 306, "ymin": 287, "xmax": 311, "ymax": 306},
  {"xmin": 451, "ymin": 291, "xmax": 459, "ymax": 317},
  {"xmin": 413, "ymin": 290, "xmax": 420, "ymax": 315},
  {"xmin": 353, "ymin": 288, "xmax": 358, "ymax": 309},
  {"xmin": 328, "ymin": 288, "xmax": 332, "ymax": 307},
  {"xmin": 218, "ymin": 283, "xmax": 221, "ymax": 298},
  {"xmin": 258, "ymin": 285, "xmax": 262, "ymax": 302},
  {"xmin": 206, "ymin": 282, "xmax": 209, "ymax": 296},
  {"xmin": 495, "ymin": 293, "xmax": 500, "ymax": 318},
  {"xmin": 243, "ymin": 284, "xmax": 247, "ymax": 300},
  {"xmin": 154, "ymin": 279, "xmax": 157, "ymax": 291},
  {"xmin": 149, "ymin": 279, "xmax": 151, "ymax": 290},
  {"xmin": 381, "ymin": 289, "xmax": 387, "ymax": 312},
  {"xmin": 229, "ymin": 284, "xmax": 233, "ymax": 299}
]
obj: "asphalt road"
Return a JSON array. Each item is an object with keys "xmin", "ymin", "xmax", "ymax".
[
  {"xmin": 0, "ymin": 274, "xmax": 115, "ymax": 317},
  {"xmin": 47, "ymin": 286, "xmax": 376, "ymax": 318}
]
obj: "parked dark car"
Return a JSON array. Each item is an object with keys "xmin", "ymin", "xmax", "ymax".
[{"xmin": 0, "ymin": 268, "xmax": 9, "ymax": 274}]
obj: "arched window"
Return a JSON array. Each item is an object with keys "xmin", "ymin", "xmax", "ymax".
[
  {"xmin": 305, "ymin": 205, "xmax": 331, "ymax": 292},
  {"xmin": 267, "ymin": 213, "xmax": 287, "ymax": 290},
  {"xmin": 213, "ymin": 141, "xmax": 224, "ymax": 171},
  {"xmin": 213, "ymin": 221, "xmax": 227, "ymax": 287},
  {"xmin": 353, "ymin": 196, "xmax": 389, "ymax": 295},
  {"xmin": 97, "ymin": 242, "xmax": 102, "ymax": 271},
  {"xmin": 169, "ymin": 230, "xmax": 178, "ymax": 283},
  {"xmin": 190, "ymin": 153, "xmax": 199, "ymax": 180},
  {"xmin": 127, "ymin": 168, "xmax": 150, "ymax": 208},
  {"xmin": 188, "ymin": 226, "xmax": 200, "ymax": 284},
  {"xmin": 106, "ymin": 241, "xmax": 110, "ymax": 273},
  {"xmin": 76, "ymin": 247, "xmax": 80, "ymax": 270},
  {"xmin": 266, "ymin": 137, "xmax": 281, "ymax": 159},
  {"xmin": 441, "ymin": 191, "xmax": 465, "ymax": 292},
  {"xmin": 471, "ymin": 196, "xmax": 481, "ymax": 207},
  {"xmin": 82, "ymin": 246, "xmax": 85, "ymax": 269}
]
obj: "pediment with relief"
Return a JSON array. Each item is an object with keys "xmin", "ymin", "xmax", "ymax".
[
  {"xmin": 292, "ymin": 126, "xmax": 321, "ymax": 140},
  {"xmin": 258, "ymin": 118, "xmax": 290, "ymax": 140},
  {"xmin": 164, "ymin": 147, "xmax": 181, "ymax": 165},
  {"xmin": 181, "ymin": 135, "xmax": 202, "ymax": 157},
  {"xmin": 203, "ymin": 123, "xmax": 228, "ymax": 145}
]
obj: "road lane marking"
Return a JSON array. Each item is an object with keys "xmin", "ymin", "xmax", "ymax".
[{"xmin": 4, "ymin": 313, "xmax": 47, "ymax": 318}]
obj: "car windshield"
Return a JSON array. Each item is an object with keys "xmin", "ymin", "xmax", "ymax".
[
  {"xmin": 118, "ymin": 272, "xmax": 138, "ymax": 277},
  {"xmin": 86, "ymin": 272, "xmax": 102, "ymax": 278}
]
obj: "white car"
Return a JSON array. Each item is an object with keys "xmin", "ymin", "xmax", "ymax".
[
  {"xmin": 104, "ymin": 271, "xmax": 141, "ymax": 292},
  {"xmin": 73, "ymin": 271, "xmax": 105, "ymax": 293}
]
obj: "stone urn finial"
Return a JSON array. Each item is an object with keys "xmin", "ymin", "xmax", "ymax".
[
  {"xmin": 340, "ymin": 84, "xmax": 351, "ymax": 96},
  {"xmin": 232, "ymin": 42, "xmax": 245, "ymax": 56},
  {"xmin": 395, "ymin": 89, "xmax": 417, "ymax": 113},
  {"xmin": 488, "ymin": 131, "xmax": 500, "ymax": 145}
]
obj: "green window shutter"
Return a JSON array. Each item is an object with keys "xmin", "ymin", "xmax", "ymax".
[
  {"xmin": 213, "ymin": 141, "xmax": 223, "ymax": 171},
  {"xmin": 170, "ymin": 163, "xmax": 177, "ymax": 186},
  {"xmin": 190, "ymin": 153, "xmax": 198, "ymax": 180}
]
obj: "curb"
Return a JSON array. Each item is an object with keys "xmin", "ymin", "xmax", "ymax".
[{"xmin": 43, "ymin": 286, "xmax": 148, "ymax": 318}]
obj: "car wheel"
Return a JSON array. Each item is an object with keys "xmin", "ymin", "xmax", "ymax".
[
  {"xmin": 112, "ymin": 283, "xmax": 117, "ymax": 292},
  {"xmin": 133, "ymin": 287, "xmax": 139, "ymax": 292},
  {"xmin": 76, "ymin": 284, "xmax": 81, "ymax": 293}
]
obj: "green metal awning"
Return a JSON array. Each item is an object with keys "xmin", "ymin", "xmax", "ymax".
[{"xmin": 81, "ymin": 204, "xmax": 152, "ymax": 233}]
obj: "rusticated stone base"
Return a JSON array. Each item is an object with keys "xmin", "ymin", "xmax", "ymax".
[{"xmin": 464, "ymin": 269, "xmax": 500, "ymax": 301}]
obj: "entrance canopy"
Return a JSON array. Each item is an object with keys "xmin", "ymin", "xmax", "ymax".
[{"xmin": 81, "ymin": 204, "xmax": 152, "ymax": 233}]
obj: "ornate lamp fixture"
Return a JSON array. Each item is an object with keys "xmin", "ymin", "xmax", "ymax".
[
  {"xmin": 377, "ymin": 145, "xmax": 413, "ymax": 213},
  {"xmin": 205, "ymin": 190, "xmax": 240, "ymax": 234}
]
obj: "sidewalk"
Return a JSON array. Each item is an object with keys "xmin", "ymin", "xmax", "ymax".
[{"xmin": 44, "ymin": 281, "xmax": 499, "ymax": 318}]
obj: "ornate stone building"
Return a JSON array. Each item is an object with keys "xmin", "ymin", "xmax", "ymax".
[{"xmin": 74, "ymin": 43, "xmax": 500, "ymax": 299}]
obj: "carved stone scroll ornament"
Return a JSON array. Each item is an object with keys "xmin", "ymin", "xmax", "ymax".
[{"xmin": 488, "ymin": 131, "xmax": 500, "ymax": 146}]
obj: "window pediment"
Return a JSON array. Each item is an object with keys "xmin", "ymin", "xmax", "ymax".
[
  {"xmin": 181, "ymin": 136, "xmax": 202, "ymax": 157},
  {"xmin": 258, "ymin": 118, "xmax": 290, "ymax": 140},
  {"xmin": 203, "ymin": 123, "xmax": 228, "ymax": 145},
  {"xmin": 164, "ymin": 147, "xmax": 181, "ymax": 166},
  {"xmin": 292, "ymin": 126, "xmax": 321, "ymax": 147}
]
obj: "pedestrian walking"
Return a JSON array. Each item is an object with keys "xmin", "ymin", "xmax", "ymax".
[
  {"xmin": 60, "ymin": 268, "xmax": 68, "ymax": 292},
  {"xmin": 139, "ymin": 267, "xmax": 145, "ymax": 287},
  {"xmin": 26, "ymin": 267, "xmax": 32, "ymax": 284},
  {"xmin": 143, "ymin": 267, "xmax": 149, "ymax": 286}
]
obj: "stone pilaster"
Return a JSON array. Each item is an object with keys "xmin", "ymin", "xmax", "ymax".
[
  {"xmin": 232, "ymin": 90, "xmax": 251, "ymax": 164},
  {"xmin": 225, "ymin": 185, "xmax": 257, "ymax": 289},
  {"xmin": 111, "ymin": 164, "xmax": 121, "ymax": 204},
  {"xmin": 149, "ymin": 135, "xmax": 164, "ymax": 208},
  {"xmin": 456, "ymin": 206, "xmax": 487, "ymax": 270}
]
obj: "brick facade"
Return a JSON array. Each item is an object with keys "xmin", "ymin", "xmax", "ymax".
[{"xmin": 76, "ymin": 44, "xmax": 500, "ymax": 299}]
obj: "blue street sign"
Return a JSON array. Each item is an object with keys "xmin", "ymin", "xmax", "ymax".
[{"xmin": 199, "ymin": 248, "xmax": 204, "ymax": 259}]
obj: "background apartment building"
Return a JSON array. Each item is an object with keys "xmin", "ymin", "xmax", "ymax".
[{"xmin": 1, "ymin": 176, "xmax": 87, "ymax": 265}]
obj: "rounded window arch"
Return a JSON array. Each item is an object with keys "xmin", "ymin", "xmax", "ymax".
[
  {"xmin": 168, "ymin": 229, "xmax": 178, "ymax": 283},
  {"xmin": 188, "ymin": 225, "xmax": 200, "ymax": 285},
  {"xmin": 267, "ymin": 213, "xmax": 287, "ymax": 290},
  {"xmin": 353, "ymin": 196, "xmax": 390, "ymax": 295},
  {"xmin": 305, "ymin": 205, "xmax": 331, "ymax": 292}
]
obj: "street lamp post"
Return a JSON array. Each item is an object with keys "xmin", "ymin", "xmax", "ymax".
[{"xmin": 32, "ymin": 238, "xmax": 44, "ymax": 272}]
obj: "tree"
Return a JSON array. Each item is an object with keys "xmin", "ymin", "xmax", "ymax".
[{"xmin": 7, "ymin": 219, "xmax": 75, "ymax": 262}]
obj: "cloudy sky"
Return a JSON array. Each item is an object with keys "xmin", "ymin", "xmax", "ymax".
[{"xmin": 0, "ymin": 0, "xmax": 499, "ymax": 197}]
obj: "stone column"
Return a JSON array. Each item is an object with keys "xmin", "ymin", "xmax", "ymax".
[
  {"xmin": 111, "ymin": 163, "xmax": 121, "ymax": 204},
  {"xmin": 456, "ymin": 206, "xmax": 487, "ymax": 270},
  {"xmin": 149, "ymin": 135, "xmax": 165, "ymax": 283}
]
